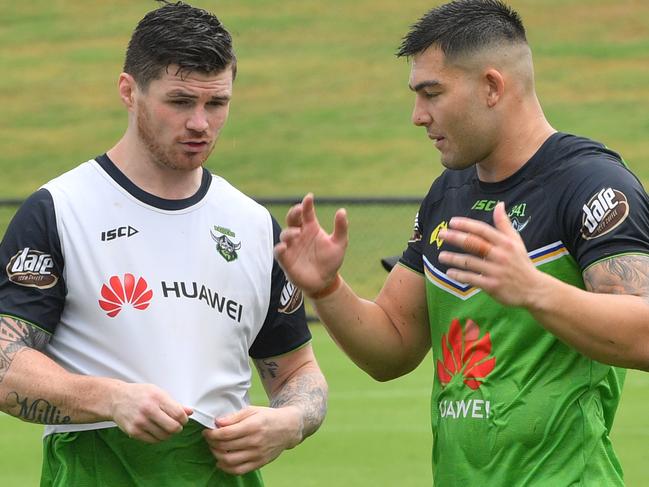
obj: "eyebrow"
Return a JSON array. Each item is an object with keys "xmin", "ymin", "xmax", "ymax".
[
  {"xmin": 409, "ymin": 80, "xmax": 442, "ymax": 92},
  {"xmin": 166, "ymin": 91, "xmax": 231, "ymax": 102}
]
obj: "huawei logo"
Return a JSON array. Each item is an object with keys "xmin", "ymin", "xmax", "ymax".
[
  {"xmin": 437, "ymin": 318, "xmax": 496, "ymax": 390},
  {"xmin": 98, "ymin": 274, "xmax": 153, "ymax": 317}
]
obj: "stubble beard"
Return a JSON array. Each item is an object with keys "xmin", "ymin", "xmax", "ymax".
[{"xmin": 136, "ymin": 105, "xmax": 212, "ymax": 172}]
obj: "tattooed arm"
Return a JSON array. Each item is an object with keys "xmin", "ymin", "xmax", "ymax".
[
  {"xmin": 202, "ymin": 344, "xmax": 327, "ymax": 475},
  {"xmin": 0, "ymin": 315, "xmax": 192, "ymax": 441},
  {"xmin": 519, "ymin": 254, "xmax": 649, "ymax": 369}
]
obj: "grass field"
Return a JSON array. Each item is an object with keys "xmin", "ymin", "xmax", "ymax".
[{"xmin": 2, "ymin": 0, "xmax": 649, "ymax": 485}]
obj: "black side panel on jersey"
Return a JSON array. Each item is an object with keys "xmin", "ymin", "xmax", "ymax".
[
  {"xmin": 249, "ymin": 217, "xmax": 311, "ymax": 359},
  {"xmin": 0, "ymin": 189, "xmax": 66, "ymax": 333}
]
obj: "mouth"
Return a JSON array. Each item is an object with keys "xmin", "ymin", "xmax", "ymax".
[
  {"xmin": 428, "ymin": 134, "xmax": 445, "ymax": 149},
  {"xmin": 180, "ymin": 140, "xmax": 210, "ymax": 153}
]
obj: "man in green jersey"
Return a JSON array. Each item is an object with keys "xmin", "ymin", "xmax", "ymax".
[{"xmin": 275, "ymin": 0, "xmax": 649, "ymax": 485}]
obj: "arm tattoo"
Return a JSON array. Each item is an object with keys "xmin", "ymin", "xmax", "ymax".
[
  {"xmin": 0, "ymin": 316, "xmax": 50, "ymax": 384},
  {"xmin": 257, "ymin": 360, "xmax": 279, "ymax": 380},
  {"xmin": 270, "ymin": 370, "xmax": 328, "ymax": 440},
  {"xmin": 5, "ymin": 391, "xmax": 71, "ymax": 424},
  {"xmin": 583, "ymin": 255, "xmax": 649, "ymax": 303}
]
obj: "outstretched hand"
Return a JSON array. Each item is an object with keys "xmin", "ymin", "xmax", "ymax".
[
  {"xmin": 274, "ymin": 193, "xmax": 348, "ymax": 296},
  {"xmin": 437, "ymin": 202, "xmax": 542, "ymax": 307}
]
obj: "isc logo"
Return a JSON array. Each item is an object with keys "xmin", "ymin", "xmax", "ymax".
[{"xmin": 101, "ymin": 226, "xmax": 139, "ymax": 242}]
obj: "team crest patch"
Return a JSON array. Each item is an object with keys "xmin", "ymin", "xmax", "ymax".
[
  {"xmin": 430, "ymin": 221, "xmax": 448, "ymax": 249},
  {"xmin": 210, "ymin": 225, "xmax": 241, "ymax": 262}
]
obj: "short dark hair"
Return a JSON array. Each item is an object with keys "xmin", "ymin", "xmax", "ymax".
[
  {"xmin": 397, "ymin": 0, "xmax": 527, "ymax": 59},
  {"xmin": 124, "ymin": 1, "xmax": 237, "ymax": 89}
]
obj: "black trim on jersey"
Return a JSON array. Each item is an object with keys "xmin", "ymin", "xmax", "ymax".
[
  {"xmin": 249, "ymin": 216, "xmax": 311, "ymax": 359},
  {"xmin": 96, "ymin": 154, "xmax": 212, "ymax": 211},
  {"xmin": 0, "ymin": 189, "xmax": 66, "ymax": 334}
]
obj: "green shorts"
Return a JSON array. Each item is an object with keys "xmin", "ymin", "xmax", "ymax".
[{"xmin": 41, "ymin": 420, "xmax": 264, "ymax": 487}]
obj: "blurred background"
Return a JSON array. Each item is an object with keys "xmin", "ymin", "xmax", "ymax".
[{"xmin": 1, "ymin": 0, "xmax": 649, "ymax": 485}]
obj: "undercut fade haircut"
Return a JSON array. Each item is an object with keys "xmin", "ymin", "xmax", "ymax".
[
  {"xmin": 396, "ymin": 0, "xmax": 527, "ymax": 60},
  {"xmin": 124, "ymin": 1, "xmax": 237, "ymax": 89}
]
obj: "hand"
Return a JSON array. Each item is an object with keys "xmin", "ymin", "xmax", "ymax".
[
  {"xmin": 202, "ymin": 405, "xmax": 302, "ymax": 476},
  {"xmin": 437, "ymin": 202, "xmax": 543, "ymax": 307},
  {"xmin": 274, "ymin": 193, "xmax": 348, "ymax": 295},
  {"xmin": 110, "ymin": 382, "xmax": 193, "ymax": 443}
]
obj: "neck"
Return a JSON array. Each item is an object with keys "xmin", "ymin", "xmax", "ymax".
[
  {"xmin": 107, "ymin": 136, "xmax": 204, "ymax": 200},
  {"xmin": 476, "ymin": 98, "xmax": 555, "ymax": 183}
]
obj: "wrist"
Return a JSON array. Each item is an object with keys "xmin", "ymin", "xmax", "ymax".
[{"xmin": 306, "ymin": 273, "xmax": 342, "ymax": 300}]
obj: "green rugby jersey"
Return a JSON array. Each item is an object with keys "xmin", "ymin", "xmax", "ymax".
[{"xmin": 400, "ymin": 133, "xmax": 649, "ymax": 486}]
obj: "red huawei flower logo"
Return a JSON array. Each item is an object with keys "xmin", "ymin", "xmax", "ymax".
[
  {"xmin": 98, "ymin": 274, "xmax": 153, "ymax": 317},
  {"xmin": 437, "ymin": 318, "xmax": 496, "ymax": 390}
]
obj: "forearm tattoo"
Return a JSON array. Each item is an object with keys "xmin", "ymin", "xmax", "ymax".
[
  {"xmin": 5, "ymin": 391, "xmax": 71, "ymax": 424},
  {"xmin": 270, "ymin": 370, "xmax": 328, "ymax": 440},
  {"xmin": 583, "ymin": 255, "xmax": 649, "ymax": 303},
  {"xmin": 0, "ymin": 315, "xmax": 50, "ymax": 384}
]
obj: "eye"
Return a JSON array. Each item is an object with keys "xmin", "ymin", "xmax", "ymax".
[{"xmin": 169, "ymin": 99, "xmax": 191, "ymax": 106}]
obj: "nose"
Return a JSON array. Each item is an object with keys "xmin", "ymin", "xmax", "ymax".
[
  {"xmin": 186, "ymin": 107, "xmax": 209, "ymax": 132},
  {"xmin": 411, "ymin": 98, "xmax": 432, "ymax": 127}
]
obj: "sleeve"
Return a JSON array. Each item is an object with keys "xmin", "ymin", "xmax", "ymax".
[
  {"xmin": 248, "ymin": 216, "xmax": 311, "ymax": 359},
  {"xmin": 399, "ymin": 192, "xmax": 432, "ymax": 275},
  {"xmin": 559, "ymin": 155, "xmax": 649, "ymax": 270},
  {"xmin": 0, "ymin": 189, "xmax": 66, "ymax": 333}
]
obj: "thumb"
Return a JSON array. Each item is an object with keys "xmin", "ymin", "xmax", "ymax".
[
  {"xmin": 331, "ymin": 208, "xmax": 348, "ymax": 246},
  {"xmin": 215, "ymin": 407, "xmax": 257, "ymax": 427},
  {"xmin": 493, "ymin": 202, "xmax": 515, "ymax": 235}
]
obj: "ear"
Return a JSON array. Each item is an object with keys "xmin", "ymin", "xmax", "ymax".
[
  {"xmin": 117, "ymin": 73, "xmax": 138, "ymax": 109},
  {"xmin": 483, "ymin": 68, "xmax": 505, "ymax": 108}
]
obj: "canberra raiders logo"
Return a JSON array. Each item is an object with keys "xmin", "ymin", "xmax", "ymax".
[{"xmin": 210, "ymin": 225, "xmax": 241, "ymax": 262}]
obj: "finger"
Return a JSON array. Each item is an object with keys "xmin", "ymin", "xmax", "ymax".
[
  {"xmin": 278, "ymin": 227, "xmax": 302, "ymax": 245},
  {"xmin": 331, "ymin": 208, "xmax": 348, "ymax": 246},
  {"xmin": 285, "ymin": 203, "xmax": 304, "ymax": 228},
  {"xmin": 445, "ymin": 268, "xmax": 494, "ymax": 290},
  {"xmin": 464, "ymin": 234, "xmax": 493, "ymax": 258},
  {"xmin": 440, "ymin": 229, "xmax": 493, "ymax": 258},
  {"xmin": 301, "ymin": 193, "xmax": 317, "ymax": 224},
  {"xmin": 447, "ymin": 216, "xmax": 503, "ymax": 245},
  {"xmin": 159, "ymin": 402, "xmax": 191, "ymax": 427},
  {"xmin": 492, "ymin": 202, "xmax": 517, "ymax": 237},
  {"xmin": 215, "ymin": 407, "xmax": 257, "ymax": 430},
  {"xmin": 439, "ymin": 251, "xmax": 494, "ymax": 274}
]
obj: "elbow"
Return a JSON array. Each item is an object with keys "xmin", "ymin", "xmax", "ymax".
[{"xmin": 364, "ymin": 362, "xmax": 415, "ymax": 382}]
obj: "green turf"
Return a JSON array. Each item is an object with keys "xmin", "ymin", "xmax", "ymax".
[{"xmin": 2, "ymin": 0, "xmax": 649, "ymax": 485}]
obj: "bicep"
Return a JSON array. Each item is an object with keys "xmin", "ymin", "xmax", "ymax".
[
  {"xmin": 0, "ymin": 315, "xmax": 51, "ymax": 382},
  {"xmin": 253, "ymin": 343, "xmax": 319, "ymax": 399},
  {"xmin": 583, "ymin": 254, "xmax": 649, "ymax": 299},
  {"xmin": 375, "ymin": 264, "xmax": 431, "ymax": 368}
]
